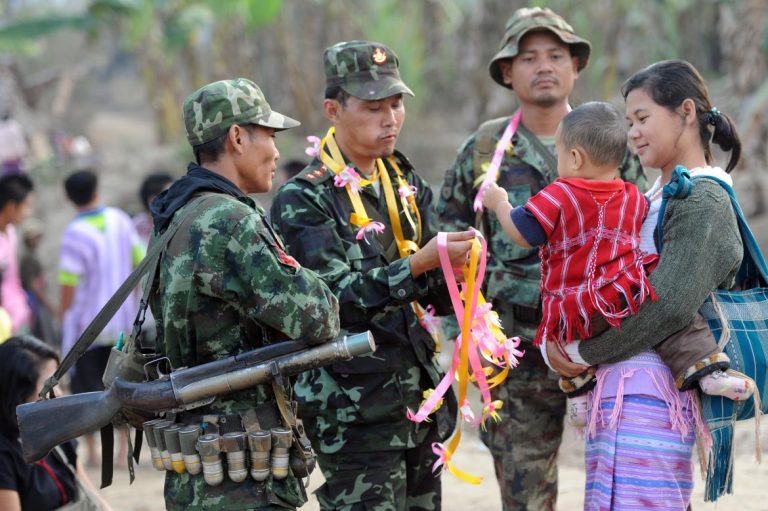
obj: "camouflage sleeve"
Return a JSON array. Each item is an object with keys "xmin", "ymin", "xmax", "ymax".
[
  {"xmin": 619, "ymin": 150, "xmax": 647, "ymax": 192},
  {"xmin": 436, "ymin": 134, "xmax": 479, "ymax": 232},
  {"xmin": 271, "ymin": 181, "xmax": 431, "ymax": 330},
  {"xmin": 224, "ymin": 213, "xmax": 340, "ymax": 343}
]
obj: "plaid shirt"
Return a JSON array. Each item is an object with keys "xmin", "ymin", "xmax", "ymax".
[{"xmin": 525, "ymin": 177, "xmax": 657, "ymax": 345}]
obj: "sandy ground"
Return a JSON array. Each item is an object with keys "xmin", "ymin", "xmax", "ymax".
[{"xmin": 84, "ymin": 417, "xmax": 767, "ymax": 510}]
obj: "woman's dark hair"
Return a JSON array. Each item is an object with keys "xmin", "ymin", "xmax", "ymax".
[
  {"xmin": 0, "ymin": 336, "xmax": 59, "ymax": 438},
  {"xmin": 621, "ymin": 59, "xmax": 741, "ymax": 173}
]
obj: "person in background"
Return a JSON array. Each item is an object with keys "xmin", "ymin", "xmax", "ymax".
[
  {"xmin": 19, "ymin": 219, "xmax": 58, "ymax": 348},
  {"xmin": 0, "ymin": 112, "xmax": 29, "ymax": 175},
  {"xmin": 133, "ymin": 172, "xmax": 173, "ymax": 245},
  {"xmin": 0, "ymin": 175, "xmax": 34, "ymax": 337},
  {"xmin": 0, "ymin": 335, "xmax": 113, "ymax": 511},
  {"xmin": 275, "ymin": 159, "xmax": 305, "ymax": 188},
  {"xmin": 59, "ymin": 169, "xmax": 144, "ymax": 468}
]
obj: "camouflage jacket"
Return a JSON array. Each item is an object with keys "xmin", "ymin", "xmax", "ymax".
[
  {"xmin": 148, "ymin": 180, "xmax": 339, "ymax": 509},
  {"xmin": 270, "ymin": 150, "xmax": 456, "ymax": 454},
  {"xmin": 437, "ymin": 115, "xmax": 646, "ymax": 341}
]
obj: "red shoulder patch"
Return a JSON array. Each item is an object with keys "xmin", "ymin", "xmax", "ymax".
[{"xmin": 276, "ymin": 246, "xmax": 301, "ymax": 268}]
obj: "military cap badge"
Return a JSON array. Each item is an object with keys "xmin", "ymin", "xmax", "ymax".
[{"xmin": 372, "ymin": 47, "xmax": 387, "ymax": 65}]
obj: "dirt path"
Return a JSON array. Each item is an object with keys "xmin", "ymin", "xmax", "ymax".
[{"xmin": 86, "ymin": 419, "xmax": 766, "ymax": 510}]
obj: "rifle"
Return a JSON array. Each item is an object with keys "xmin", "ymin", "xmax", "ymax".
[{"xmin": 17, "ymin": 331, "xmax": 375, "ymax": 463}]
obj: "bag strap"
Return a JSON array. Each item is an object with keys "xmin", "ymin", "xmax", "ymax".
[
  {"xmin": 656, "ymin": 172, "xmax": 768, "ymax": 287},
  {"xmin": 41, "ymin": 194, "xmax": 212, "ymax": 399},
  {"xmin": 516, "ymin": 122, "xmax": 558, "ymax": 183}
]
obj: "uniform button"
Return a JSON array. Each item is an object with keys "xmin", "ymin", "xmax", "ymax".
[{"xmin": 397, "ymin": 289, "xmax": 406, "ymax": 298}]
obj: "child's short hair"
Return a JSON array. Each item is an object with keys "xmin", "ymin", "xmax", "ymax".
[{"xmin": 559, "ymin": 102, "xmax": 627, "ymax": 167}]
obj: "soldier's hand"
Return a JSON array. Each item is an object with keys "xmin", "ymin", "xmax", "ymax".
[
  {"xmin": 411, "ymin": 231, "xmax": 475, "ymax": 278},
  {"xmin": 482, "ymin": 183, "xmax": 509, "ymax": 211}
]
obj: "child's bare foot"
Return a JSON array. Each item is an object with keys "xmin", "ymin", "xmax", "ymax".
[
  {"xmin": 567, "ymin": 395, "xmax": 589, "ymax": 427},
  {"xmin": 699, "ymin": 370, "xmax": 755, "ymax": 401}
]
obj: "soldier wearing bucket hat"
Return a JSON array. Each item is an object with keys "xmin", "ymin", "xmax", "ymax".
[
  {"xmin": 271, "ymin": 41, "xmax": 472, "ymax": 510},
  {"xmin": 437, "ymin": 8, "xmax": 646, "ymax": 510},
  {"xmin": 147, "ymin": 79, "xmax": 340, "ymax": 510}
]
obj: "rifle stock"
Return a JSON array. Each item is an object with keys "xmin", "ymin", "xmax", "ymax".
[{"xmin": 17, "ymin": 331, "xmax": 374, "ymax": 463}]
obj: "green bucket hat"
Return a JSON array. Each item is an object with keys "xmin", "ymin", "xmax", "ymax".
[
  {"xmin": 182, "ymin": 78, "xmax": 300, "ymax": 147},
  {"xmin": 489, "ymin": 7, "xmax": 591, "ymax": 89},
  {"xmin": 324, "ymin": 40, "xmax": 414, "ymax": 100}
]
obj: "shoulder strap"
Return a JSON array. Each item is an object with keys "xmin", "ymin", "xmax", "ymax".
[
  {"xmin": 656, "ymin": 175, "xmax": 768, "ymax": 287},
  {"xmin": 41, "ymin": 194, "xmax": 213, "ymax": 399},
  {"xmin": 515, "ymin": 122, "xmax": 557, "ymax": 182}
]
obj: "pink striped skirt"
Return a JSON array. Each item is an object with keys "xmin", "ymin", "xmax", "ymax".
[{"xmin": 584, "ymin": 395, "xmax": 695, "ymax": 510}]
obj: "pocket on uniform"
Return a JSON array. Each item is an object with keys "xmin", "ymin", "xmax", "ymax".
[
  {"xmin": 331, "ymin": 350, "xmax": 403, "ymax": 424},
  {"xmin": 343, "ymin": 238, "xmax": 381, "ymax": 273}
]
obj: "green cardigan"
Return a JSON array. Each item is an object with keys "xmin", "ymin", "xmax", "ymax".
[{"xmin": 579, "ymin": 179, "xmax": 743, "ymax": 365}]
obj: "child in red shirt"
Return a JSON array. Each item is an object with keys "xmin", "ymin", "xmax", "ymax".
[{"xmin": 483, "ymin": 102, "xmax": 752, "ymax": 426}]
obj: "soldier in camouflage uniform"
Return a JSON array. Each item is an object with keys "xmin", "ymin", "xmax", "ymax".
[
  {"xmin": 270, "ymin": 41, "xmax": 474, "ymax": 510},
  {"xmin": 436, "ymin": 8, "xmax": 646, "ymax": 511},
  {"xmin": 147, "ymin": 78, "xmax": 341, "ymax": 510}
]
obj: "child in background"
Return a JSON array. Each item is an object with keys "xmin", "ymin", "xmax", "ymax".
[{"xmin": 482, "ymin": 102, "xmax": 752, "ymax": 426}]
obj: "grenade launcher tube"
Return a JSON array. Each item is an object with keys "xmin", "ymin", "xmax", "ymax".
[{"xmin": 17, "ymin": 332, "xmax": 374, "ymax": 463}]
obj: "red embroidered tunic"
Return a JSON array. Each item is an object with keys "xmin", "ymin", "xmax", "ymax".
[{"xmin": 524, "ymin": 177, "xmax": 658, "ymax": 345}]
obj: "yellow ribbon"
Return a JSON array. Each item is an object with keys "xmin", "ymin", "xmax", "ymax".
[
  {"xmin": 440, "ymin": 236, "xmax": 484, "ymax": 484},
  {"xmin": 318, "ymin": 127, "xmax": 440, "ymax": 352}
]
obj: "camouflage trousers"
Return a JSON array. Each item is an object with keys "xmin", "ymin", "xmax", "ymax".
[
  {"xmin": 164, "ymin": 469, "xmax": 305, "ymax": 510},
  {"xmin": 313, "ymin": 429, "xmax": 441, "ymax": 511},
  {"xmin": 480, "ymin": 340, "xmax": 566, "ymax": 511}
]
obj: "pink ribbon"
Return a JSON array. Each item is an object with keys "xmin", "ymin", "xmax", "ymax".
[
  {"xmin": 431, "ymin": 442, "xmax": 447, "ymax": 472},
  {"xmin": 305, "ymin": 135, "xmax": 321, "ymax": 157},
  {"xmin": 334, "ymin": 166, "xmax": 363, "ymax": 193},
  {"xmin": 460, "ymin": 399, "xmax": 478, "ymax": 424},
  {"xmin": 419, "ymin": 304, "xmax": 441, "ymax": 335},
  {"xmin": 355, "ymin": 221, "xmax": 385, "ymax": 243},
  {"xmin": 407, "ymin": 229, "xmax": 501, "ymax": 424},
  {"xmin": 473, "ymin": 110, "xmax": 521, "ymax": 212}
]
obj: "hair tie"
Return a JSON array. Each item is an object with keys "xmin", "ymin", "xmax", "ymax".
[{"xmin": 706, "ymin": 107, "xmax": 720, "ymax": 126}]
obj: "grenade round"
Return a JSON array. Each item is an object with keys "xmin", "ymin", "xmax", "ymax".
[
  {"xmin": 178, "ymin": 425, "xmax": 202, "ymax": 475},
  {"xmin": 163, "ymin": 425, "xmax": 186, "ymax": 474},
  {"xmin": 247, "ymin": 430, "xmax": 271, "ymax": 481},
  {"xmin": 270, "ymin": 427, "xmax": 292, "ymax": 480},
  {"xmin": 153, "ymin": 420, "xmax": 175, "ymax": 471},
  {"xmin": 197, "ymin": 433, "xmax": 224, "ymax": 486},
  {"xmin": 142, "ymin": 419, "xmax": 166, "ymax": 471},
  {"xmin": 221, "ymin": 432, "xmax": 248, "ymax": 483}
]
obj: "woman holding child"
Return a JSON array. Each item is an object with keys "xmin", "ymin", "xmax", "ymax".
[{"xmin": 545, "ymin": 59, "xmax": 745, "ymax": 510}]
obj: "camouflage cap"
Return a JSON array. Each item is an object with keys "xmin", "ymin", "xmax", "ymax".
[
  {"xmin": 182, "ymin": 78, "xmax": 300, "ymax": 147},
  {"xmin": 324, "ymin": 40, "xmax": 414, "ymax": 100},
  {"xmin": 489, "ymin": 7, "xmax": 591, "ymax": 89}
]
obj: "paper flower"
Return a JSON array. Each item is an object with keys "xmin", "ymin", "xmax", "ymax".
[
  {"xmin": 334, "ymin": 166, "xmax": 363, "ymax": 193},
  {"xmin": 355, "ymin": 220, "xmax": 385, "ymax": 244},
  {"xmin": 304, "ymin": 135, "xmax": 321, "ymax": 157}
]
